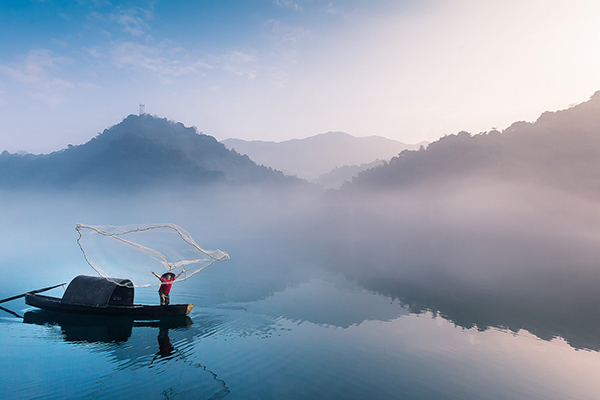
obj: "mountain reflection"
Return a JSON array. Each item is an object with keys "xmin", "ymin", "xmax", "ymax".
[{"xmin": 332, "ymin": 267, "xmax": 600, "ymax": 352}]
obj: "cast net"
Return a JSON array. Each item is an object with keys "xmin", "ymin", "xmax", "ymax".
[{"xmin": 75, "ymin": 223, "xmax": 230, "ymax": 287}]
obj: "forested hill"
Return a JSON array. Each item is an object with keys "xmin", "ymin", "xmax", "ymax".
[
  {"xmin": 0, "ymin": 114, "xmax": 294, "ymax": 190},
  {"xmin": 345, "ymin": 91, "xmax": 600, "ymax": 196}
]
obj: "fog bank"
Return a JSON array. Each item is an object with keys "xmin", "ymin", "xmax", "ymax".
[{"xmin": 3, "ymin": 178, "xmax": 600, "ymax": 348}]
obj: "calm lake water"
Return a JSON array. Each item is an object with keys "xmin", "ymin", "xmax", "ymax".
[{"xmin": 2, "ymin": 186, "xmax": 600, "ymax": 399}]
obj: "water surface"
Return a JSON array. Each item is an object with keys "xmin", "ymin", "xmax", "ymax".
[{"xmin": 2, "ymin": 187, "xmax": 600, "ymax": 399}]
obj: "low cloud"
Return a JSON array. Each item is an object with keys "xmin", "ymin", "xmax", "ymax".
[
  {"xmin": 0, "ymin": 49, "xmax": 74, "ymax": 105},
  {"xmin": 106, "ymin": 40, "xmax": 259, "ymax": 83},
  {"xmin": 91, "ymin": 6, "xmax": 153, "ymax": 37},
  {"xmin": 211, "ymin": 51, "xmax": 258, "ymax": 78},
  {"xmin": 321, "ymin": 3, "xmax": 338, "ymax": 14},
  {"xmin": 112, "ymin": 42, "xmax": 213, "ymax": 81},
  {"xmin": 274, "ymin": 0, "xmax": 303, "ymax": 11},
  {"xmin": 0, "ymin": 49, "xmax": 71, "ymax": 86},
  {"xmin": 51, "ymin": 39, "xmax": 69, "ymax": 48},
  {"xmin": 265, "ymin": 19, "xmax": 312, "ymax": 45}
]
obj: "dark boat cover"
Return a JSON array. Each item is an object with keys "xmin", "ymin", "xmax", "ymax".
[{"xmin": 61, "ymin": 275, "xmax": 134, "ymax": 308}]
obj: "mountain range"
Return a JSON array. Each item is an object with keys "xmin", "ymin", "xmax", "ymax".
[
  {"xmin": 0, "ymin": 115, "xmax": 293, "ymax": 190},
  {"xmin": 222, "ymin": 133, "xmax": 427, "ymax": 183},
  {"xmin": 3, "ymin": 92, "xmax": 600, "ymax": 194},
  {"xmin": 345, "ymin": 91, "xmax": 600, "ymax": 197}
]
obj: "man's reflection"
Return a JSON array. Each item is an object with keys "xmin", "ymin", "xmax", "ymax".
[{"xmin": 157, "ymin": 325, "xmax": 174, "ymax": 357}]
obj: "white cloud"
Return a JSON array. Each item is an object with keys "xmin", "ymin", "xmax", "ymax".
[
  {"xmin": 265, "ymin": 19, "xmax": 312, "ymax": 44},
  {"xmin": 111, "ymin": 39, "xmax": 262, "ymax": 82},
  {"xmin": 51, "ymin": 39, "xmax": 69, "ymax": 47},
  {"xmin": 0, "ymin": 49, "xmax": 75, "ymax": 106},
  {"xmin": 322, "ymin": 2, "xmax": 337, "ymax": 14},
  {"xmin": 88, "ymin": 0, "xmax": 112, "ymax": 6},
  {"xmin": 111, "ymin": 7, "xmax": 152, "ymax": 36},
  {"xmin": 208, "ymin": 51, "xmax": 258, "ymax": 78},
  {"xmin": 85, "ymin": 47, "xmax": 102, "ymax": 58},
  {"xmin": 274, "ymin": 0, "xmax": 303, "ymax": 11},
  {"xmin": 112, "ymin": 42, "xmax": 213, "ymax": 81},
  {"xmin": 91, "ymin": 6, "xmax": 153, "ymax": 37},
  {"xmin": 0, "ymin": 49, "xmax": 71, "ymax": 86},
  {"xmin": 224, "ymin": 51, "xmax": 256, "ymax": 64},
  {"xmin": 29, "ymin": 91, "xmax": 66, "ymax": 106}
]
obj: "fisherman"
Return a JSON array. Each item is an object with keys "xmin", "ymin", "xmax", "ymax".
[{"xmin": 151, "ymin": 269, "xmax": 186, "ymax": 306}]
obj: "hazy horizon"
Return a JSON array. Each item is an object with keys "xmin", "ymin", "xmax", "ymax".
[{"xmin": 2, "ymin": 1, "xmax": 600, "ymax": 153}]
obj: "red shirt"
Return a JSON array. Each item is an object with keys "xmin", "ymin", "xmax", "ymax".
[{"xmin": 158, "ymin": 276, "xmax": 175, "ymax": 294}]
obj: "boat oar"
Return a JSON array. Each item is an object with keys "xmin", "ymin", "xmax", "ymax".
[
  {"xmin": 0, "ymin": 283, "xmax": 66, "ymax": 305},
  {"xmin": 0, "ymin": 305, "xmax": 23, "ymax": 318}
]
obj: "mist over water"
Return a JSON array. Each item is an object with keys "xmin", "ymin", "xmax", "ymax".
[
  {"xmin": 324, "ymin": 178, "xmax": 600, "ymax": 349},
  {"xmin": 3, "ymin": 178, "xmax": 600, "ymax": 399},
  {"xmin": 3, "ymin": 179, "xmax": 600, "ymax": 343}
]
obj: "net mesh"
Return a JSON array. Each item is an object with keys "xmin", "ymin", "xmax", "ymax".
[{"xmin": 75, "ymin": 223, "xmax": 230, "ymax": 287}]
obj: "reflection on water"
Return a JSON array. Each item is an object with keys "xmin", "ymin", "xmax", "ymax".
[
  {"xmin": 157, "ymin": 325, "xmax": 174, "ymax": 357},
  {"xmin": 23, "ymin": 311, "xmax": 193, "ymax": 344},
  {"xmin": 3, "ymin": 187, "xmax": 600, "ymax": 399},
  {"xmin": 353, "ymin": 271, "xmax": 600, "ymax": 352},
  {"xmin": 17, "ymin": 310, "xmax": 230, "ymax": 399},
  {"xmin": 3, "ymin": 276, "xmax": 600, "ymax": 399},
  {"xmin": 313, "ymin": 184, "xmax": 600, "ymax": 352}
]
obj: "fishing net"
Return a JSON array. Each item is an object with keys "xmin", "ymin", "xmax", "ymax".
[{"xmin": 75, "ymin": 223, "xmax": 230, "ymax": 288}]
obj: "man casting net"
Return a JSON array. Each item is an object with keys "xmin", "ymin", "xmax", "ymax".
[{"xmin": 75, "ymin": 223, "xmax": 230, "ymax": 288}]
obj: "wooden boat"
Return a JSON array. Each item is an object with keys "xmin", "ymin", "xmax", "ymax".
[{"xmin": 25, "ymin": 275, "xmax": 193, "ymax": 318}]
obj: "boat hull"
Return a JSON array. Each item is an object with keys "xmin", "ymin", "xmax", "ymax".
[{"xmin": 26, "ymin": 293, "xmax": 193, "ymax": 318}]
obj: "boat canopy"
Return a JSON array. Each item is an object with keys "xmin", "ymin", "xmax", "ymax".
[{"xmin": 61, "ymin": 275, "xmax": 134, "ymax": 307}]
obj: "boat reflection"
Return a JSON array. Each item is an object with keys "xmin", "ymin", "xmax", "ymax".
[
  {"xmin": 22, "ymin": 310, "xmax": 230, "ymax": 398},
  {"xmin": 23, "ymin": 310, "xmax": 192, "ymax": 343}
]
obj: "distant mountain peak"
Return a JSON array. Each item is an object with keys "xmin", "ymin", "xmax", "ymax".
[
  {"xmin": 0, "ymin": 114, "xmax": 297, "ymax": 190},
  {"xmin": 222, "ymin": 132, "xmax": 425, "ymax": 181},
  {"xmin": 312, "ymin": 131, "xmax": 353, "ymax": 139}
]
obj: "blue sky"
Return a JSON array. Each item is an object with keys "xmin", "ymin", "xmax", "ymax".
[{"xmin": 2, "ymin": 0, "xmax": 600, "ymax": 153}]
